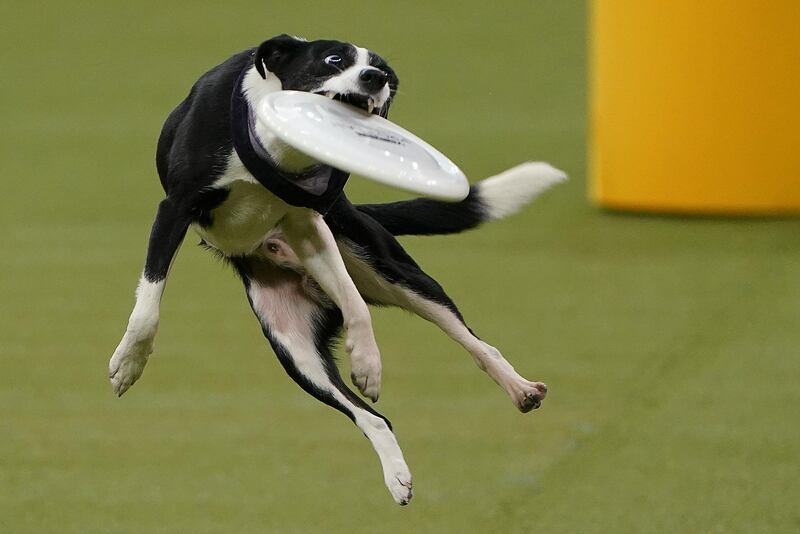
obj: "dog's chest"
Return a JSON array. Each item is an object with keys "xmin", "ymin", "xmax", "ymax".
[{"xmin": 193, "ymin": 155, "xmax": 288, "ymax": 256}]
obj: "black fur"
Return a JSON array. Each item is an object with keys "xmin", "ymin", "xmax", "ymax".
[
  {"xmin": 156, "ymin": 50, "xmax": 252, "ymax": 199},
  {"xmin": 142, "ymin": 198, "xmax": 190, "ymax": 282},
  {"xmin": 355, "ymin": 186, "xmax": 489, "ymax": 236}
]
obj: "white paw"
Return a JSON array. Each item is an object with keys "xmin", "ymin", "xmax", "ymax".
[
  {"xmin": 385, "ymin": 466, "xmax": 413, "ymax": 506},
  {"xmin": 108, "ymin": 334, "xmax": 153, "ymax": 396},
  {"xmin": 512, "ymin": 379, "xmax": 548, "ymax": 413},
  {"xmin": 345, "ymin": 329, "xmax": 382, "ymax": 402}
]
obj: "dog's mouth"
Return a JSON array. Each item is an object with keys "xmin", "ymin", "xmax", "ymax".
[{"xmin": 315, "ymin": 91, "xmax": 380, "ymax": 115}]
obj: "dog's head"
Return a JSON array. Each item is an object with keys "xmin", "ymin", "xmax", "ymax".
[{"xmin": 254, "ymin": 34, "xmax": 399, "ymax": 118}]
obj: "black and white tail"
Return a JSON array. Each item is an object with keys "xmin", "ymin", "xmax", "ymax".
[{"xmin": 355, "ymin": 162, "xmax": 567, "ymax": 237}]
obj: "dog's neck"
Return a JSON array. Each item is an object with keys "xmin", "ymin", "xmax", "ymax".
[
  {"xmin": 231, "ymin": 64, "xmax": 350, "ymax": 213},
  {"xmin": 240, "ymin": 66, "xmax": 321, "ymax": 173}
]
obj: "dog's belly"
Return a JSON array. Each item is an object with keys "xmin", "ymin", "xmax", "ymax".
[{"xmin": 194, "ymin": 178, "xmax": 288, "ymax": 256}]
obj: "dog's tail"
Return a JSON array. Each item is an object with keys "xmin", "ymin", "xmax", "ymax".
[{"xmin": 355, "ymin": 162, "xmax": 567, "ymax": 237}]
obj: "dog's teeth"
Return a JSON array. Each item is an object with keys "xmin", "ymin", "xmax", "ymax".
[
  {"xmin": 326, "ymin": 91, "xmax": 336, "ymax": 99},
  {"xmin": 367, "ymin": 100, "xmax": 375, "ymax": 114}
]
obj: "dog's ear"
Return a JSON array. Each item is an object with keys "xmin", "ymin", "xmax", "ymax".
[{"xmin": 254, "ymin": 34, "xmax": 304, "ymax": 79}]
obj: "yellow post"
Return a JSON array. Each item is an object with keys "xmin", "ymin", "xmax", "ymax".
[{"xmin": 591, "ymin": 1, "xmax": 800, "ymax": 214}]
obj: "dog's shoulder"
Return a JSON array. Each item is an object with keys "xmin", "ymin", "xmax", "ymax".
[
  {"xmin": 157, "ymin": 49, "xmax": 255, "ymax": 192},
  {"xmin": 189, "ymin": 49, "xmax": 255, "ymax": 101},
  {"xmin": 163, "ymin": 48, "xmax": 255, "ymax": 133}
]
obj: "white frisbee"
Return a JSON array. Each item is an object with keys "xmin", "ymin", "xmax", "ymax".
[{"xmin": 255, "ymin": 91, "xmax": 470, "ymax": 201}]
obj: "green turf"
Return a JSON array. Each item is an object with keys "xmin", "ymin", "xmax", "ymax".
[{"xmin": 2, "ymin": 1, "xmax": 799, "ymax": 532}]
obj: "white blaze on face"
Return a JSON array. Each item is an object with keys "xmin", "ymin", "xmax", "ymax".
[{"xmin": 315, "ymin": 46, "xmax": 391, "ymax": 110}]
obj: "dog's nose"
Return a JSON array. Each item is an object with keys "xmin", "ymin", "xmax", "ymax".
[{"xmin": 358, "ymin": 68, "xmax": 388, "ymax": 93}]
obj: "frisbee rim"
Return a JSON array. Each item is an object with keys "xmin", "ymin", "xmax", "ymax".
[{"xmin": 255, "ymin": 90, "xmax": 469, "ymax": 201}]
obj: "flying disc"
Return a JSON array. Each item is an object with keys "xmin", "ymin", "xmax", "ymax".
[{"xmin": 255, "ymin": 91, "xmax": 470, "ymax": 201}]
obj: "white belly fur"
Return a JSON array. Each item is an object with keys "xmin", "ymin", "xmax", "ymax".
[{"xmin": 194, "ymin": 152, "xmax": 289, "ymax": 256}]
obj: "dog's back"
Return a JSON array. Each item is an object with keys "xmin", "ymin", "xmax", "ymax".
[{"xmin": 156, "ymin": 50, "xmax": 253, "ymax": 196}]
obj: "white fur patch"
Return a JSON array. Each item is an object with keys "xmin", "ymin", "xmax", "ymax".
[
  {"xmin": 241, "ymin": 66, "xmax": 320, "ymax": 171},
  {"xmin": 477, "ymin": 162, "xmax": 567, "ymax": 220},
  {"xmin": 128, "ymin": 276, "xmax": 165, "ymax": 336},
  {"xmin": 108, "ymin": 276, "xmax": 166, "ymax": 396},
  {"xmin": 192, "ymin": 152, "xmax": 288, "ymax": 256}
]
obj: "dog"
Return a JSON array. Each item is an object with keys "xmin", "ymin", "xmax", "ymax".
[{"xmin": 108, "ymin": 34, "xmax": 566, "ymax": 505}]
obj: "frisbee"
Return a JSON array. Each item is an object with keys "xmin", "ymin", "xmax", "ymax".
[{"xmin": 255, "ymin": 91, "xmax": 470, "ymax": 201}]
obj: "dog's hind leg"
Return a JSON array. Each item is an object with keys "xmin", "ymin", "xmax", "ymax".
[
  {"xmin": 397, "ymin": 288, "xmax": 547, "ymax": 413},
  {"xmin": 323, "ymin": 202, "xmax": 547, "ymax": 413},
  {"xmin": 339, "ymin": 244, "xmax": 548, "ymax": 413},
  {"xmin": 109, "ymin": 197, "xmax": 190, "ymax": 396},
  {"xmin": 233, "ymin": 254, "xmax": 413, "ymax": 505},
  {"xmin": 280, "ymin": 208, "xmax": 382, "ymax": 403}
]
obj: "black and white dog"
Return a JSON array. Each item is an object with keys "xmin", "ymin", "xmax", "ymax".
[{"xmin": 108, "ymin": 34, "xmax": 565, "ymax": 505}]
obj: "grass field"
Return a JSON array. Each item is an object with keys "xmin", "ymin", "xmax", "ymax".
[{"xmin": 2, "ymin": 1, "xmax": 799, "ymax": 532}]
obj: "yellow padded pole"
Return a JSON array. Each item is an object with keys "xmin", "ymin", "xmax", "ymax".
[{"xmin": 590, "ymin": 1, "xmax": 800, "ymax": 214}]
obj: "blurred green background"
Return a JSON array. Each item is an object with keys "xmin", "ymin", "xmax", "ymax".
[{"xmin": 1, "ymin": 1, "xmax": 798, "ymax": 532}]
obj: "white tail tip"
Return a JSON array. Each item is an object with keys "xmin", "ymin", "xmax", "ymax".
[{"xmin": 477, "ymin": 162, "xmax": 567, "ymax": 220}]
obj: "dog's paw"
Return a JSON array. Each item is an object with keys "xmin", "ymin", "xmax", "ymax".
[
  {"xmin": 108, "ymin": 334, "xmax": 153, "ymax": 397},
  {"xmin": 385, "ymin": 467, "xmax": 413, "ymax": 506},
  {"xmin": 512, "ymin": 380, "xmax": 548, "ymax": 413},
  {"xmin": 345, "ymin": 330, "xmax": 382, "ymax": 402},
  {"xmin": 349, "ymin": 350, "xmax": 382, "ymax": 403}
]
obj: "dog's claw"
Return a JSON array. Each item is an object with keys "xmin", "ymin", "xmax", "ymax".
[
  {"xmin": 351, "ymin": 370, "xmax": 380, "ymax": 403},
  {"xmin": 515, "ymin": 381, "xmax": 548, "ymax": 413},
  {"xmin": 386, "ymin": 471, "xmax": 413, "ymax": 505}
]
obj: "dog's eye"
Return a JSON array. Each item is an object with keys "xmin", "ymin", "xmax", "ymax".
[{"xmin": 324, "ymin": 55, "xmax": 343, "ymax": 66}]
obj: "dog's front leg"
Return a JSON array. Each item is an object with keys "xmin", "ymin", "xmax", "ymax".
[
  {"xmin": 281, "ymin": 208, "xmax": 381, "ymax": 402},
  {"xmin": 108, "ymin": 197, "xmax": 189, "ymax": 396}
]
